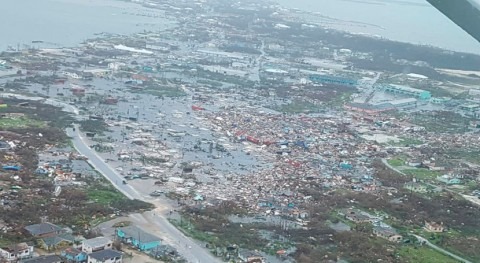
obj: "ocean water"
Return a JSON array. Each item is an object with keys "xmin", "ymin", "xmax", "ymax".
[
  {"xmin": 273, "ymin": 0, "xmax": 480, "ymax": 54},
  {"xmin": 2, "ymin": 0, "xmax": 479, "ymax": 54},
  {"xmin": 0, "ymin": 0, "xmax": 173, "ymax": 50}
]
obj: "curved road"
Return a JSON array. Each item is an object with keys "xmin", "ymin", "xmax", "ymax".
[
  {"xmin": 67, "ymin": 126, "xmax": 222, "ymax": 263},
  {"xmin": 5, "ymin": 91, "xmax": 222, "ymax": 263},
  {"xmin": 413, "ymin": 235, "xmax": 472, "ymax": 263}
]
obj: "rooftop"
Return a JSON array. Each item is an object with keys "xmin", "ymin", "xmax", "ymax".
[
  {"xmin": 21, "ymin": 255, "xmax": 62, "ymax": 263},
  {"xmin": 63, "ymin": 247, "xmax": 83, "ymax": 256},
  {"xmin": 3, "ymin": 242, "xmax": 30, "ymax": 252},
  {"xmin": 388, "ymin": 84, "xmax": 428, "ymax": 94},
  {"xmin": 24, "ymin": 222, "xmax": 62, "ymax": 236},
  {"xmin": 82, "ymin": 236, "xmax": 112, "ymax": 248},
  {"xmin": 118, "ymin": 225, "xmax": 162, "ymax": 243},
  {"xmin": 388, "ymin": 98, "xmax": 418, "ymax": 105},
  {"xmin": 88, "ymin": 249, "xmax": 122, "ymax": 261}
]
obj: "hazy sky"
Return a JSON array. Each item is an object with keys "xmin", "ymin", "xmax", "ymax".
[
  {"xmin": 472, "ymin": 0, "xmax": 480, "ymax": 4},
  {"xmin": 468, "ymin": 0, "xmax": 480, "ymax": 9}
]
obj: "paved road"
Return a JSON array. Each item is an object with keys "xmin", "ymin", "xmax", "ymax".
[
  {"xmin": 381, "ymin": 158, "xmax": 406, "ymax": 175},
  {"xmin": 413, "ymin": 235, "xmax": 472, "ymax": 263},
  {"xmin": 67, "ymin": 125, "xmax": 142, "ymax": 200},
  {"xmin": 67, "ymin": 125, "xmax": 222, "ymax": 263},
  {"xmin": 11, "ymin": 92, "xmax": 221, "ymax": 262}
]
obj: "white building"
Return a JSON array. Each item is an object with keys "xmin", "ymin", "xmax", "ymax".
[
  {"xmin": 108, "ymin": 62, "xmax": 126, "ymax": 71},
  {"xmin": 82, "ymin": 237, "xmax": 113, "ymax": 253},
  {"xmin": 0, "ymin": 243, "xmax": 34, "ymax": 261}
]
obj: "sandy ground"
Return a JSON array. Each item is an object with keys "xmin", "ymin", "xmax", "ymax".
[
  {"xmin": 462, "ymin": 195, "xmax": 480, "ymax": 207},
  {"xmin": 123, "ymin": 247, "xmax": 164, "ymax": 263},
  {"xmin": 437, "ymin": 68, "xmax": 480, "ymax": 77}
]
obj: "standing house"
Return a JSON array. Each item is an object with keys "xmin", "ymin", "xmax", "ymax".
[
  {"xmin": 61, "ymin": 247, "xmax": 87, "ymax": 263},
  {"xmin": 424, "ymin": 221, "xmax": 445, "ymax": 232},
  {"xmin": 82, "ymin": 237, "xmax": 113, "ymax": 253},
  {"xmin": 87, "ymin": 249, "xmax": 122, "ymax": 263},
  {"xmin": 39, "ymin": 233, "xmax": 76, "ymax": 251},
  {"xmin": 24, "ymin": 223, "xmax": 75, "ymax": 251},
  {"xmin": 0, "ymin": 242, "xmax": 34, "ymax": 261},
  {"xmin": 115, "ymin": 226, "xmax": 161, "ymax": 251},
  {"xmin": 24, "ymin": 223, "xmax": 65, "ymax": 238}
]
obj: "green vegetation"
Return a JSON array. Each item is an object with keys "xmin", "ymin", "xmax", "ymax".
[
  {"xmin": 388, "ymin": 158, "xmax": 405, "ymax": 167},
  {"xmin": 444, "ymin": 235, "xmax": 480, "ymax": 262},
  {"xmin": 113, "ymin": 221, "xmax": 132, "ymax": 228},
  {"xmin": 324, "ymin": 91, "xmax": 354, "ymax": 108},
  {"xmin": 445, "ymin": 148, "xmax": 480, "ymax": 165},
  {"xmin": 272, "ymin": 100, "xmax": 319, "ymax": 114},
  {"xmin": 398, "ymin": 246, "xmax": 459, "ymax": 263},
  {"xmin": 403, "ymin": 168, "xmax": 442, "ymax": 180},
  {"xmin": 169, "ymin": 218, "xmax": 217, "ymax": 244},
  {"xmin": 0, "ymin": 98, "xmax": 75, "ymax": 129},
  {"xmin": 0, "ymin": 116, "xmax": 45, "ymax": 128},
  {"xmin": 79, "ymin": 119, "xmax": 109, "ymax": 134},
  {"xmin": 171, "ymin": 218, "xmax": 268, "ymax": 251},
  {"xmin": 87, "ymin": 185, "xmax": 126, "ymax": 205},
  {"xmin": 130, "ymin": 85, "xmax": 186, "ymax": 97},
  {"xmin": 0, "ymin": 238, "xmax": 9, "ymax": 247},
  {"xmin": 410, "ymin": 111, "xmax": 473, "ymax": 133},
  {"xmin": 197, "ymin": 79, "xmax": 224, "ymax": 88},
  {"xmin": 86, "ymin": 182, "xmax": 153, "ymax": 211},
  {"xmin": 264, "ymin": 240, "xmax": 296, "ymax": 256},
  {"xmin": 390, "ymin": 137, "xmax": 424, "ymax": 146}
]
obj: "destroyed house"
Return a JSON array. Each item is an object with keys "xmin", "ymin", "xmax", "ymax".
[{"xmin": 373, "ymin": 226, "xmax": 402, "ymax": 242}]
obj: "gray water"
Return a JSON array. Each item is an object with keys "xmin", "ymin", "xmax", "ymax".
[
  {"xmin": 2, "ymin": 0, "xmax": 479, "ymax": 54},
  {"xmin": 274, "ymin": 0, "xmax": 480, "ymax": 54},
  {"xmin": 0, "ymin": 0, "xmax": 173, "ymax": 50}
]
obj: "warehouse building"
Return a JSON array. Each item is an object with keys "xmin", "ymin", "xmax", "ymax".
[
  {"xmin": 377, "ymin": 84, "xmax": 431, "ymax": 100},
  {"xmin": 310, "ymin": 74, "xmax": 357, "ymax": 86}
]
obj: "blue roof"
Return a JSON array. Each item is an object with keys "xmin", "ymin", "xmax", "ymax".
[{"xmin": 3, "ymin": 165, "xmax": 21, "ymax": 171}]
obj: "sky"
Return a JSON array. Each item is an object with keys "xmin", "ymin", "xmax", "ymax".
[{"xmin": 468, "ymin": 0, "xmax": 480, "ymax": 9}]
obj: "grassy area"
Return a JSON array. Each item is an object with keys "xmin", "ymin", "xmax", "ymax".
[
  {"xmin": 0, "ymin": 99, "xmax": 75, "ymax": 129},
  {"xmin": 273, "ymin": 100, "xmax": 319, "ymax": 114},
  {"xmin": 391, "ymin": 137, "xmax": 424, "ymax": 146},
  {"xmin": 325, "ymin": 91, "xmax": 354, "ymax": 108},
  {"xmin": 131, "ymin": 86, "xmax": 186, "ymax": 97},
  {"xmin": 388, "ymin": 158, "xmax": 405, "ymax": 167},
  {"xmin": 410, "ymin": 111, "xmax": 473, "ymax": 133},
  {"xmin": 113, "ymin": 221, "xmax": 132, "ymax": 228},
  {"xmin": 170, "ymin": 216, "xmax": 268, "ymax": 252},
  {"xmin": 86, "ymin": 182, "xmax": 153, "ymax": 212},
  {"xmin": 398, "ymin": 246, "xmax": 460, "ymax": 263},
  {"xmin": 403, "ymin": 168, "xmax": 442, "ymax": 180},
  {"xmin": 78, "ymin": 119, "xmax": 109, "ymax": 134},
  {"xmin": 169, "ymin": 218, "xmax": 217, "ymax": 244},
  {"xmin": 445, "ymin": 148, "xmax": 480, "ymax": 165},
  {"xmin": 87, "ymin": 185, "xmax": 126, "ymax": 205},
  {"xmin": 0, "ymin": 116, "xmax": 45, "ymax": 128},
  {"xmin": 0, "ymin": 238, "xmax": 10, "ymax": 247}
]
